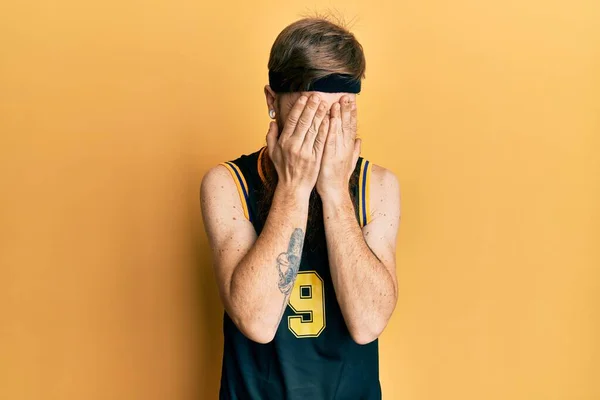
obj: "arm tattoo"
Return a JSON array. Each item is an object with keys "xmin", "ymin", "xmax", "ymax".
[{"xmin": 276, "ymin": 228, "xmax": 304, "ymax": 295}]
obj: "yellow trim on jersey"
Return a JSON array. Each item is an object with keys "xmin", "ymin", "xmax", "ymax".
[
  {"xmin": 358, "ymin": 159, "xmax": 366, "ymax": 227},
  {"xmin": 228, "ymin": 161, "xmax": 250, "ymax": 195},
  {"xmin": 358, "ymin": 158, "xmax": 373, "ymax": 227},
  {"xmin": 220, "ymin": 162, "xmax": 250, "ymax": 220},
  {"xmin": 365, "ymin": 160, "xmax": 372, "ymax": 225},
  {"xmin": 257, "ymin": 146, "xmax": 267, "ymax": 184}
]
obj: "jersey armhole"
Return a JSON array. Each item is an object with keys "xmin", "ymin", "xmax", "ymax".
[
  {"xmin": 220, "ymin": 161, "xmax": 252, "ymax": 222},
  {"xmin": 358, "ymin": 158, "xmax": 372, "ymax": 227}
]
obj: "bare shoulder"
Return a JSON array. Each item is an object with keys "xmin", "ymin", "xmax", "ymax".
[
  {"xmin": 369, "ymin": 163, "xmax": 401, "ymax": 218},
  {"xmin": 370, "ymin": 164, "xmax": 400, "ymax": 191},
  {"xmin": 200, "ymin": 164, "xmax": 234, "ymax": 197},
  {"xmin": 200, "ymin": 164, "xmax": 250, "ymax": 229},
  {"xmin": 362, "ymin": 163, "xmax": 401, "ymax": 270}
]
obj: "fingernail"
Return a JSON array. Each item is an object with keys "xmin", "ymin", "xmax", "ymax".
[
  {"xmin": 311, "ymin": 94, "xmax": 320, "ymax": 103},
  {"xmin": 298, "ymin": 96, "xmax": 307, "ymax": 104}
]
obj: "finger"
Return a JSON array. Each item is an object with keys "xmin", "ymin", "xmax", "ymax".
[
  {"xmin": 266, "ymin": 121, "xmax": 278, "ymax": 159},
  {"xmin": 302, "ymin": 101, "xmax": 328, "ymax": 149},
  {"xmin": 313, "ymin": 115, "xmax": 329, "ymax": 156},
  {"xmin": 326, "ymin": 104, "xmax": 341, "ymax": 147},
  {"xmin": 292, "ymin": 94, "xmax": 321, "ymax": 141},
  {"xmin": 331, "ymin": 101, "xmax": 341, "ymax": 119},
  {"xmin": 280, "ymin": 95, "xmax": 308, "ymax": 141},
  {"xmin": 341, "ymin": 95, "xmax": 353, "ymax": 135}
]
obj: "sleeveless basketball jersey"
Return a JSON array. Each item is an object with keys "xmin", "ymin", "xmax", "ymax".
[{"xmin": 218, "ymin": 147, "xmax": 380, "ymax": 400}]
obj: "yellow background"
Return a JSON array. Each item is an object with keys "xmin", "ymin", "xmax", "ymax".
[{"xmin": 1, "ymin": 0, "xmax": 599, "ymax": 399}]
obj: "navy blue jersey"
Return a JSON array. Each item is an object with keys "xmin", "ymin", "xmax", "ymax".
[{"xmin": 218, "ymin": 147, "xmax": 380, "ymax": 400}]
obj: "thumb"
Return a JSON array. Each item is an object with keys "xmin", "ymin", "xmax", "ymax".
[{"xmin": 266, "ymin": 121, "xmax": 278, "ymax": 159}]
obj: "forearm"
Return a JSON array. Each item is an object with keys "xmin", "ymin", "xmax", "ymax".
[
  {"xmin": 322, "ymin": 191, "xmax": 396, "ymax": 344},
  {"xmin": 228, "ymin": 184, "xmax": 308, "ymax": 341}
]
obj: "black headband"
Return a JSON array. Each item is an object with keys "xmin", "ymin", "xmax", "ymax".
[{"xmin": 269, "ymin": 71, "xmax": 361, "ymax": 94}]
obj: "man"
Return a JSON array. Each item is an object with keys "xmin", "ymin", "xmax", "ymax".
[{"xmin": 200, "ymin": 17, "xmax": 401, "ymax": 400}]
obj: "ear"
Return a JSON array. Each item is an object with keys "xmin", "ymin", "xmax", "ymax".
[{"xmin": 264, "ymin": 85, "xmax": 277, "ymax": 113}]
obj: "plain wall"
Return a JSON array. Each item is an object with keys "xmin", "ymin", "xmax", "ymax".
[{"xmin": 1, "ymin": 0, "xmax": 599, "ymax": 399}]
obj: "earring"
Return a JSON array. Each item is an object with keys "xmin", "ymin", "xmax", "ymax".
[{"xmin": 269, "ymin": 109, "xmax": 276, "ymax": 119}]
